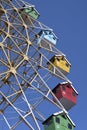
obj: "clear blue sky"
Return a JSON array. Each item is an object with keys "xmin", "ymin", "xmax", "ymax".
[{"xmin": 28, "ymin": 0, "xmax": 87, "ymax": 130}]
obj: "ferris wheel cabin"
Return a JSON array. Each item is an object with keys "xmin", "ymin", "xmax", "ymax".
[
  {"xmin": 36, "ymin": 30, "xmax": 57, "ymax": 46},
  {"xmin": 48, "ymin": 55, "xmax": 71, "ymax": 75},
  {"xmin": 52, "ymin": 82, "xmax": 78, "ymax": 110},
  {"xmin": 20, "ymin": 5, "xmax": 39, "ymax": 20},
  {"xmin": 43, "ymin": 111, "xmax": 75, "ymax": 130}
]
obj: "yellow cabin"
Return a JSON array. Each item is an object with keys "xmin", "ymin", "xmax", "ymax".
[{"xmin": 48, "ymin": 55, "xmax": 71, "ymax": 75}]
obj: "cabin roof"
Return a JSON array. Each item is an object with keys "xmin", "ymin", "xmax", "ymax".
[
  {"xmin": 43, "ymin": 111, "xmax": 75, "ymax": 127},
  {"xmin": 20, "ymin": 5, "xmax": 40, "ymax": 16},
  {"xmin": 60, "ymin": 82, "xmax": 78, "ymax": 94},
  {"xmin": 39, "ymin": 29, "xmax": 58, "ymax": 39},
  {"xmin": 55, "ymin": 55, "xmax": 71, "ymax": 65},
  {"xmin": 49, "ymin": 55, "xmax": 71, "ymax": 65},
  {"xmin": 52, "ymin": 82, "xmax": 78, "ymax": 94},
  {"xmin": 53, "ymin": 111, "xmax": 75, "ymax": 126}
]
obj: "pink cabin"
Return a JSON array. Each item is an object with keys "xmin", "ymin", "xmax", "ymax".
[{"xmin": 52, "ymin": 82, "xmax": 78, "ymax": 110}]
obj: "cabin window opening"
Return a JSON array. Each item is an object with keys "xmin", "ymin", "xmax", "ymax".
[
  {"xmin": 56, "ymin": 87, "xmax": 60, "ymax": 93},
  {"xmin": 66, "ymin": 63, "xmax": 69, "ymax": 67},
  {"xmin": 57, "ymin": 58, "xmax": 60, "ymax": 61},
  {"xmin": 68, "ymin": 123, "xmax": 72, "ymax": 129},
  {"xmin": 30, "ymin": 7, "xmax": 33, "ymax": 11},
  {"xmin": 49, "ymin": 31, "xmax": 51, "ymax": 34},
  {"xmin": 53, "ymin": 37, "xmax": 56, "ymax": 40},
  {"xmin": 45, "ymin": 31, "xmax": 48, "ymax": 35},
  {"xmin": 46, "ymin": 118, "xmax": 52, "ymax": 126},
  {"xmin": 25, "ymin": 7, "xmax": 32, "ymax": 13},
  {"xmin": 51, "ymin": 58, "xmax": 55, "ymax": 62},
  {"xmin": 61, "ymin": 115, "xmax": 66, "ymax": 119},
  {"xmin": 53, "ymin": 89, "xmax": 56, "ymax": 93},
  {"xmin": 56, "ymin": 117, "xmax": 60, "ymax": 124},
  {"xmin": 44, "ymin": 118, "xmax": 52, "ymax": 128},
  {"xmin": 67, "ymin": 84, "xmax": 70, "ymax": 88},
  {"xmin": 34, "ymin": 11, "xmax": 37, "ymax": 15},
  {"xmin": 62, "ymin": 85, "xmax": 66, "ymax": 91},
  {"xmin": 61, "ymin": 56, "xmax": 64, "ymax": 60},
  {"xmin": 72, "ymin": 91, "xmax": 76, "ymax": 97},
  {"xmin": 38, "ymin": 31, "xmax": 42, "ymax": 36}
]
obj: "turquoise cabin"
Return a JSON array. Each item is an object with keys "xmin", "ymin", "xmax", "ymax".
[
  {"xmin": 43, "ymin": 111, "xmax": 75, "ymax": 130},
  {"xmin": 36, "ymin": 30, "xmax": 57, "ymax": 45}
]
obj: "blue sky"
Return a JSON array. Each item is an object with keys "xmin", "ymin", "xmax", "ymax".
[{"xmin": 28, "ymin": 0, "xmax": 87, "ymax": 130}]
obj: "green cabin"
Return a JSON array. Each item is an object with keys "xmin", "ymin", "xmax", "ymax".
[
  {"xmin": 43, "ymin": 111, "xmax": 75, "ymax": 130},
  {"xmin": 20, "ymin": 5, "xmax": 39, "ymax": 20}
]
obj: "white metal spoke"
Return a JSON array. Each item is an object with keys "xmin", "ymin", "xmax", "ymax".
[
  {"xmin": 1, "ymin": 46, "xmax": 11, "ymax": 67},
  {"xmin": 0, "ymin": 92, "xmax": 34, "ymax": 130},
  {"xmin": 0, "ymin": 70, "xmax": 10, "ymax": 77},
  {"xmin": 2, "ymin": 114, "xmax": 11, "ymax": 129},
  {"xmin": 14, "ymin": 74, "xmax": 41, "ymax": 130}
]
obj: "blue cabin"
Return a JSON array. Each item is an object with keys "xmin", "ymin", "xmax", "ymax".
[{"xmin": 36, "ymin": 30, "xmax": 57, "ymax": 45}]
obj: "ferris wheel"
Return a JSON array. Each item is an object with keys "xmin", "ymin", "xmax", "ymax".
[{"xmin": 0, "ymin": 0, "xmax": 78, "ymax": 130}]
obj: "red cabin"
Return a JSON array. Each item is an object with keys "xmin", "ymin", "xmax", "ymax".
[{"xmin": 52, "ymin": 82, "xmax": 78, "ymax": 110}]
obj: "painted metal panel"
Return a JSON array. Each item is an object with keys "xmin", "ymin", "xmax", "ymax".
[
  {"xmin": 20, "ymin": 7, "xmax": 39, "ymax": 19},
  {"xmin": 52, "ymin": 83, "xmax": 77, "ymax": 110},
  {"xmin": 43, "ymin": 114, "xmax": 75, "ymax": 130},
  {"xmin": 48, "ymin": 55, "xmax": 71, "ymax": 75},
  {"xmin": 24, "ymin": 7, "xmax": 39, "ymax": 19}
]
